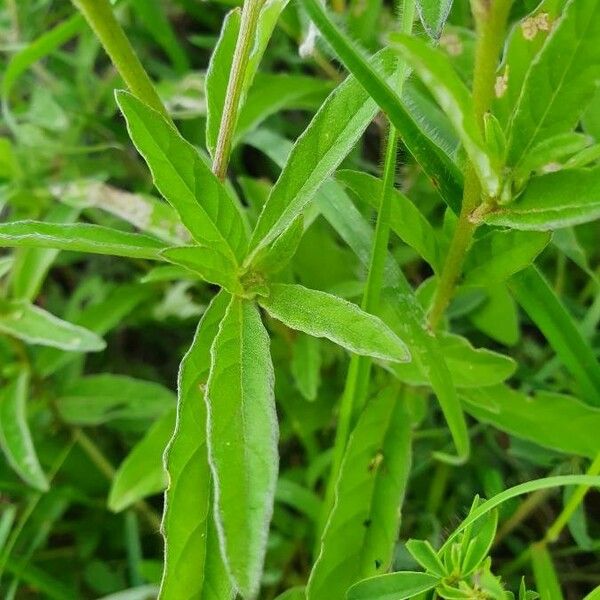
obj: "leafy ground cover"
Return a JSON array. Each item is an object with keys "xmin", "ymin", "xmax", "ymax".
[{"xmin": 0, "ymin": 0, "xmax": 599, "ymax": 598}]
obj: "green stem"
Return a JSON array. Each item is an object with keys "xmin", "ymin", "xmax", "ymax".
[
  {"xmin": 318, "ymin": 0, "xmax": 415, "ymax": 536},
  {"xmin": 72, "ymin": 0, "xmax": 169, "ymax": 120},
  {"xmin": 212, "ymin": 0, "xmax": 264, "ymax": 180},
  {"xmin": 427, "ymin": 0, "xmax": 512, "ymax": 331}
]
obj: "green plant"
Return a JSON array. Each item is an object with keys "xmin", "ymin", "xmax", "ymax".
[{"xmin": 1, "ymin": 0, "xmax": 600, "ymax": 598}]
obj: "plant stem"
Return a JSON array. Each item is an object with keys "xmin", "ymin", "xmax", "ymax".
[
  {"xmin": 427, "ymin": 0, "xmax": 512, "ymax": 331},
  {"xmin": 213, "ymin": 0, "xmax": 264, "ymax": 180},
  {"xmin": 72, "ymin": 0, "xmax": 169, "ymax": 120},
  {"xmin": 318, "ymin": 0, "xmax": 415, "ymax": 535}
]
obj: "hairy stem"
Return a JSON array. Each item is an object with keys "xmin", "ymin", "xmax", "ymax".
[
  {"xmin": 72, "ymin": 0, "xmax": 169, "ymax": 120},
  {"xmin": 318, "ymin": 0, "xmax": 415, "ymax": 535},
  {"xmin": 428, "ymin": 0, "xmax": 512, "ymax": 331},
  {"xmin": 213, "ymin": 0, "xmax": 264, "ymax": 180}
]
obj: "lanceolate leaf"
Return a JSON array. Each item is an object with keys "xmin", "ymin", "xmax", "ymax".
[
  {"xmin": 291, "ymin": 333, "xmax": 321, "ymax": 401},
  {"xmin": 34, "ymin": 284, "xmax": 152, "ymax": 377},
  {"xmin": 390, "ymin": 33, "xmax": 500, "ymax": 196},
  {"xmin": 347, "ymin": 571, "xmax": 440, "ymax": 600},
  {"xmin": 0, "ymin": 371, "xmax": 48, "ymax": 491},
  {"xmin": 0, "ymin": 221, "xmax": 167, "ymax": 259},
  {"xmin": 315, "ymin": 185, "xmax": 469, "ymax": 462},
  {"xmin": 11, "ymin": 204, "xmax": 79, "ymax": 301},
  {"xmin": 247, "ymin": 49, "xmax": 397, "ymax": 256},
  {"xmin": 0, "ymin": 300, "xmax": 105, "ymax": 352},
  {"xmin": 463, "ymin": 230, "xmax": 551, "ymax": 285},
  {"xmin": 506, "ymin": 0, "xmax": 600, "ymax": 168},
  {"xmin": 481, "ymin": 168, "xmax": 600, "ymax": 230},
  {"xmin": 56, "ymin": 374, "xmax": 175, "ymax": 425},
  {"xmin": 205, "ymin": 297, "xmax": 278, "ymax": 599},
  {"xmin": 236, "ymin": 74, "xmax": 333, "ymax": 143},
  {"xmin": 416, "ymin": 0, "xmax": 454, "ymax": 40},
  {"xmin": 335, "ymin": 170, "xmax": 441, "ymax": 271},
  {"xmin": 108, "ymin": 409, "xmax": 176, "ymax": 512},
  {"xmin": 249, "ymin": 215, "xmax": 304, "ymax": 275},
  {"xmin": 116, "ymin": 91, "xmax": 248, "ymax": 261},
  {"xmin": 161, "ymin": 246, "xmax": 243, "ymax": 294},
  {"xmin": 492, "ymin": 0, "xmax": 566, "ymax": 127},
  {"xmin": 205, "ymin": 8, "xmax": 241, "ymax": 157},
  {"xmin": 390, "ymin": 333, "xmax": 516, "ymax": 388},
  {"xmin": 508, "ymin": 267, "xmax": 600, "ymax": 405},
  {"xmin": 301, "ymin": 0, "xmax": 463, "ymax": 212},
  {"xmin": 463, "ymin": 385, "xmax": 600, "ymax": 459},
  {"xmin": 245, "ymin": 138, "xmax": 468, "ymax": 461},
  {"xmin": 259, "ymin": 283, "xmax": 409, "ymax": 363},
  {"xmin": 160, "ymin": 291, "xmax": 233, "ymax": 600},
  {"xmin": 307, "ymin": 390, "xmax": 411, "ymax": 600},
  {"xmin": 52, "ymin": 180, "xmax": 188, "ymax": 244}
]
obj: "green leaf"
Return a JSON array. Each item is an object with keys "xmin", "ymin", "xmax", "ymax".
[
  {"xmin": 506, "ymin": 0, "xmax": 600, "ymax": 168},
  {"xmin": 300, "ymin": 0, "xmax": 464, "ymax": 212},
  {"xmin": 161, "ymin": 246, "xmax": 243, "ymax": 294},
  {"xmin": 56, "ymin": 375, "xmax": 175, "ymax": 425},
  {"xmin": 11, "ymin": 204, "xmax": 79, "ymax": 301},
  {"xmin": 34, "ymin": 284, "xmax": 151, "ymax": 377},
  {"xmin": 416, "ymin": 0, "xmax": 453, "ymax": 39},
  {"xmin": 249, "ymin": 215, "xmax": 305, "ymax": 275},
  {"xmin": 259, "ymin": 283, "xmax": 409, "ymax": 363},
  {"xmin": 406, "ymin": 540, "xmax": 446, "ymax": 578},
  {"xmin": 514, "ymin": 132, "xmax": 592, "ymax": 181},
  {"xmin": 531, "ymin": 544, "xmax": 564, "ymax": 600},
  {"xmin": 115, "ymin": 91, "xmax": 248, "ymax": 262},
  {"xmin": 390, "ymin": 33, "xmax": 499, "ymax": 196},
  {"xmin": 508, "ymin": 266, "xmax": 600, "ymax": 405},
  {"xmin": 247, "ymin": 49, "xmax": 398, "ymax": 255},
  {"xmin": 582, "ymin": 585, "xmax": 600, "ymax": 600},
  {"xmin": 236, "ymin": 74, "xmax": 334, "ymax": 143},
  {"xmin": 389, "ymin": 333, "xmax": 516, "ymax": 388},
  {"xmin": 130, "ymin": 0, "xmax": 189, "ymax": 74},
  {"xmin": 0, "ymin": 299, "xmax": 105, "ymax": 352},
  {"xmin": 492, "ymin": 0, "xmax": 566, "ymax": 127},
  {"xmin": 291, "ymin": 333, "xmax": 321, "ymax": 402},
  {"xmin": 460, "ymin": 509, "xmax": 498, "ymax": 576},
  {"xmin": 469, "ymin": 284, "xmax": 520, "ymax": 346},
  {"xmin": 335, "ymin": 170, "xmax": 441, "ymax": 271},
  {"xmin": 53, "ymin": 179, "xmax": 187, "ymax": 244},
  {"xmin": 463, "ymin": 385, "xmax": 600, "ymax": 459},
  {"xmin": 206, "ymin": 297, "xmax": 278, "ymax": 598},
  {"xmin": 275, "ymin": 479, "xmax": 321, "ymax": 523},
  {"xmin": 463, "ymin": 230, "xmax": 551, "ymax": 286},
  {"xmin": 307, "ymin": 390, "xmax": 411, "ymax": 600},
  {"xmin": 314, "ymin": 184, "xmax": 469, "ymax": 462},
  {"xmin": 160, "ymin": 291, "xmax": 233, "ymax": 600},
  {"xmin": 347, "ymin": 571, "xmax": 440, "ymax": 600},
  {"xmin": 0, "ymin": 371, "xmax": 48, "ymax": 491},
  {"xmin": 481, "ymin": 168, "xmax": 600, "ymax": 230},
  {"xmin": 108, "ymin": 409, "xmax": 176, "ymax": 512},
  {"xmin": 205, "ymin": 8, "xmax": 241, "ymax": 157},
  {"xmin": 0, "ymin": 221, "xmax": 167, "ymax": 259}
]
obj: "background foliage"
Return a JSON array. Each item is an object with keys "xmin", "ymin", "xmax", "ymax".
[{"xmin": 0, "ymin": 0, "xmax": 599, "ymax": 598}]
